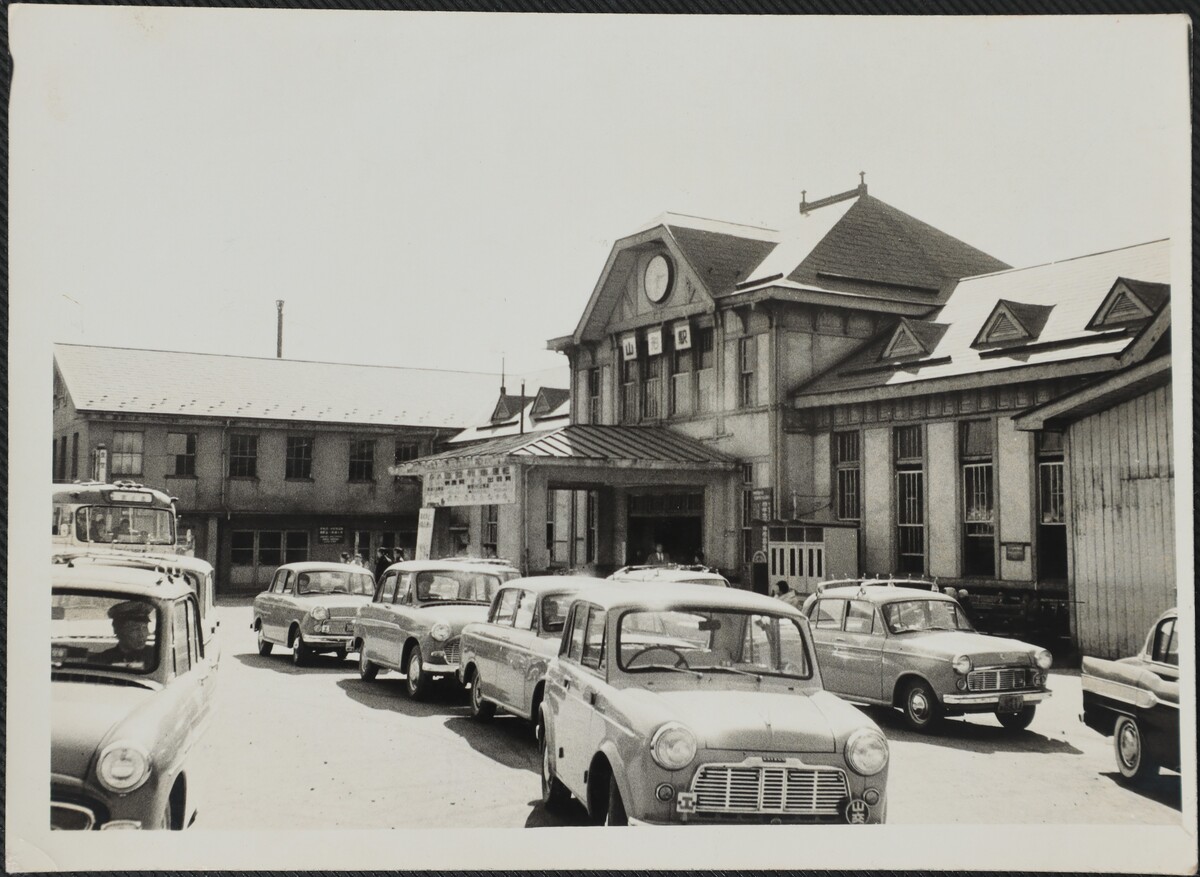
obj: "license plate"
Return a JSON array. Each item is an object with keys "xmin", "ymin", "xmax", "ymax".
[
  {"xmin": 998, "ymin": 693, "xmax": 1025, "ymax": 712},
  {"xmin": 676, "ymin": 792, "xmax": 697, "ymax": 814}
]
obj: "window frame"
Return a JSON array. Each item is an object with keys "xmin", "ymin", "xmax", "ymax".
[
  {"xmin": 738, "ymin": 335, "xmax": 758, "ymax": 408},
  {"xmin": 348, "ymin": 439, "xmax": 376, "ymax": 482},
  {"xmin": 833, "ymin": 431, "xmax": 861, "ymax": 522},
  {"xmin": 286, "ymin": 435, "xmax": 315, "ymax": 480},
  {"xmin": 168, "ymin": 431, "xmax": 197, "ymax": 477},
  {"xmin": 228, "ymin": 434, "xmax": 259, "ymax": 479},
  {"xmin": 111, "ymin": 430, "xmax": 145, "ymax": 477}
]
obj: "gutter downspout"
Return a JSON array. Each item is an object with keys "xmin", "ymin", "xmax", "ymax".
[{"xmin": 220, "ymin": 420, "xmax": 231, "ymax": 520}]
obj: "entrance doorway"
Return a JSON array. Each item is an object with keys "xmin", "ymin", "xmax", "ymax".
[{"xmin": 626, "ymin": 492, "xmax": 703, "ymax": 565}]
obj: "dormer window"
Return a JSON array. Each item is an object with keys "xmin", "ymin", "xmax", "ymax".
[
  {"xmin": 879, "ymin": 318, "xmax": 949, "ymax": 361},
  {"xmin": 971, "ymin": 300, "xmax": 1054, "ymax": 350},
  {"xmin": 1087, "ymin": 278, "xmax": 1169, "ymax": 330}
]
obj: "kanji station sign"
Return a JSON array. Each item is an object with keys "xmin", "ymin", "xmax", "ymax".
[{"xmin": 424, "ymin": 465, "xmax": 516, "ymax": 507}]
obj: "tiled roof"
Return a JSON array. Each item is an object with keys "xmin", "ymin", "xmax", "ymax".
[
  {"xmin": 414, "ymin": 424, "xmax": 738, "ymax": 468},
  {"xmin": 791, "ymin": 239, "xmax": 1170, "ymax": 405},
  {"xmin": 54, "ymin": 343, "xmax": 507, "ymax": 429},
  {"xmin": 666, "ymin": 224, "xmax": 781, "ymax": 296}
]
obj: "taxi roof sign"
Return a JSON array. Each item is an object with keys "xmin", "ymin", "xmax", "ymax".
[{"xmin": 108, "ymin": 490, "xmax": 155, "ymax": 503}]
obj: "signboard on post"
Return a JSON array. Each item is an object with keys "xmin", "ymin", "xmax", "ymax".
[
  {"xmin": 424, "ymin": 466, "xmax": 516, "ymax": 507},
  {"xmin": 415, "ymin": 508, "xmax": 436, "ymax": 560},
  {"xmin": 646, "ymin": 327, "xmax": 663, "ymax": 356},
  {"xmin": 751, "ymin": 487, "xmax": 774, "ymax": 522}
]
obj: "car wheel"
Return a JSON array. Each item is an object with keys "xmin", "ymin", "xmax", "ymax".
[
  {"xmin": 358, "ymin": 647, "xmax": 379, "ymax": 681},
  {"xmin": 291, "ymin": 632, "xmax": 310, "ymax": 667},
  {"xmin": 1114, "ymin": 715, "xmax": 1155, "ymax": 781},
  {"xmin": 334, "ymin": 648, "xmax": 348, "ymax": 662},
  {"xmin": 997, "ymin": 705, "xmax": 1037, "ymax": 731},
  {"xmin": 901, "ymin": 679, "xmax": 942, "ymax": 732},
  {"xmin": 604, "ymin": 775, "xmax": 629, "ymax": 827},
  {"xmin": 538, "ymin": 714, "xmax": 570, "ymax": 811},
  {"xmin": 256, "ymin": 625, "xmax": 272, "ymax": 657},
  {"xmin": 160, "ymin": 798, "xmax": 176, "ymax": 830},
  {"xmin": 469, "ymin": 670, "xmax": 495, "ymax": 720},
  {"xmin": 405, "ymin": 646, "xmax": 428, "ymax": 700}
]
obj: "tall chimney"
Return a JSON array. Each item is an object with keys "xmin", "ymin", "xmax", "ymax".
[
  {"xmin": 276, "ymin": 300, "xmax": 284, "ymax": 358},
  {"xmin": 520, "ymin": 381, "xmax": 525, "ymax": 435}
]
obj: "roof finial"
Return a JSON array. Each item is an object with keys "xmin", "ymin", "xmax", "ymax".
[
  {"xmin": 858, "ymin": 171, "xmax": 867, "ymax": 192},
  {"xmin": 799, "ymin": 190, "xmax": 808, "ymax": 215},
  {"xmin": 500, "ymin": 356, "xmax": 506, "ymax": 397}
]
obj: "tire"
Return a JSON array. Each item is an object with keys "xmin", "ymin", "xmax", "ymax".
[
  {"xmin": 334, "ymin": 648, "xmax": 348, "ymax": 662},
  {"xmin": 538, "ymin": 712, "xmax": 570, "ymax": 811},
  {"xmin": 604, "ymin": 774, "xmax": 629, "ymax": 826},
  {"xmin": 256, "ymin": 625, "xmax": 272, "ymax": 657},
  {"xmin": 358, "ymin": 647, "xmax": 379, "ymax": 681},
  {"xmin": 901, "ymin": 679, "xmax": 942, "ymax": 732},
  {"xmin": 997, "ymin": 705, "xmax": 1037, "ymax": 731},
  {"xmin": 405, "ymin": 646, "xmax": 428, "ymax": 700},
  {"xmin": 1114, "ymin": 715, "xmax": 1156, "ymax": 781},
  {"xmin": 160, "ymin": 798, "xmax": 176, "ymax": 831},
  {"xmin": 291, "ymin": 631, "xmax": 310, "ymax": 667},
  {"xmin": 469, "ymin": 669, "xmax": 495, "ymax": 720}
]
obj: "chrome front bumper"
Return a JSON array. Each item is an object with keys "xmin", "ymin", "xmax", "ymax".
[
  {"xmin": 943, "ymin": 690, "xmax": 1050, "ymax": 706},
  {"xmin": 302, "ymin": 634, "xmax": 354, "ymax": 649}
]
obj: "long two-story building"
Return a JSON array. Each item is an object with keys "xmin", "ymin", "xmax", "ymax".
[{"xmin": 52, "ymin": 344, "xmax": 515, "ymax": 593}]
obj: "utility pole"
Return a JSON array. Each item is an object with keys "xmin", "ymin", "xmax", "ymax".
[{"xmin": 275, "ymin": 300, "xmax": 284, "ymax": 358}]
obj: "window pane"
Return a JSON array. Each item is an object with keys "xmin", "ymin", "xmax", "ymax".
[
  {"xmin": 285, "ymin": 531, "xmax": 310, "ymax": 563},
  {"xmin": 581, "ymin": 608, "xmax": 606, "ymax": 669},
  {"xmin": 349, "ymin": 440, "xmax": 375, "ymax": 481},
  {"xmin": 230, "ymin": 435, "xmax": 258, "ymax": 477},
  {"xmin": 258, "ymin": 531, "xmax": 283, "ymax": 567},
  {"xmin": 286, "ymin": 437, "xmax": 313, "ymax": 479},
  {"xmin": 812, "ymin": 600, "xmax": 846, "ymax": 629},
  {"xmin": 111, "ymin": 431, "xmax": 144, "ymax": 476},
  {"xmin": 231, "ymin": 531, "xmax": 255, "ymax": 565},
  {"xmin": 514, "ymin": 591, "xmax": 535, "ymax": 630},
  {"xmin": 960, "ymin": 420, "xmax": 994, "ymax": 457}
]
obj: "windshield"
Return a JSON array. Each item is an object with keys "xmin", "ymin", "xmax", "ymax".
[
  {"xmin": 617, "ymin": 608, "xmax": 812, "ymax": 679},
  {"xmin": 882, "ymin": 599, "xmax": 974, "ymax": 633},
  {"xmin": 296, "ymin": 571, "xmax": 374, "ymax": 596},
  {"xmin": 52, "ymin": 592, "xmax": 160, "ymax": 675},
  {"xmin": 414, "ymin": 570, "xmax": 505, "ymax": 604},
  {"xmin": 74, "ymin": 506, "xmax": 175, "ymax": 546}
]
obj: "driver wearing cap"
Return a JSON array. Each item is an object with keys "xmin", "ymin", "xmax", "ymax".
[{"xmin": 97, "ymin": 600, "xmax": 156, "ymax": 668}]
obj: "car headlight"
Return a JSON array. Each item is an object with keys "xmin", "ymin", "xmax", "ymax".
[
  {"xmin": 845, "ymin": 728, "xmax": 889, "ymax": 776},
  {"xmin": 650, "ymin": 722, "xmax": 697, "ymax": 771},
  {"xmin": 952, "ymin": 654, "xmax": 972, "ymax": 674},
  {"xmin": 1034, "ymin": 649, "xmax": 1053, "ymax": 670},
  {"xmin": 310, "ymin": 606, "xmax": 329, "ymax": 621},
  {"xmin": 430, "ymin": 622, "xmax": 451, "ymax": 642},
  {"xmin": 97, "ymin": 741, "xmax": 152, "ymax": 793}
]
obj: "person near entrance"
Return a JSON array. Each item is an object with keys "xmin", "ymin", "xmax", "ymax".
[
  {"xmin": 374, "ymin": 548, "xmax": 393, "ymax": 580},
  {"xmin": 646, "ymin": 543, "xmax": 670, "ymax": 565},
  {"xmin": 773, "ymin": 581, "xmax": 805, "ymax": 610}
]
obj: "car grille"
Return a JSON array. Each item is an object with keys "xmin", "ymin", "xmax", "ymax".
[
  {"xmin": 52, "ymin": 802, "xmax": 96, "ymax": 830},
  {"xmin": 443, "ymin": 638, "xmax": 462, "ymax": 666},
  {"xmin": 327, "ymin": 607, "xmax": 359, "ymax": 619},
  {"xmin": 968, "ymin": 667, "xmax": 1029, "ymax": 692},
  {"xmin": 691, "ymin": 764, "xmax": 848, "ymax": 816}
]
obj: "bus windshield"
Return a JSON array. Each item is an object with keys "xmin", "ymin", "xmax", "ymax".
[{"xmin": 73, "ymin": 507, "xmax": 176, "ymax": 546}]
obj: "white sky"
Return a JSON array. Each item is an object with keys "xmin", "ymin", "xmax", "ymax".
[{"xmin": 9, "ymin": 10, "xmax": 1190, "ymax": 377}]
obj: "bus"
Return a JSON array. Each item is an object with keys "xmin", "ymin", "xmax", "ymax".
[{"xmin": 52, "ymin": 480, "xmax": 192, "ymax": 555}]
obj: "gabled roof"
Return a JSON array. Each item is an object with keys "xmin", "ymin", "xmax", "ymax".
[
  {"xmin": 405, "ymin": 424, "xmax": 738, "ymax": 470},
  {"xmin": 490, "ymin": 394, "xmax": 534, "ymax": 424},
  {"xmin": 54, "ymin": 343, "xmax": 504, "ymax": 429},
  {"xmin": 739, "ymin": 190, "xmax": 1010, "ymax": 302},
  {"xmin": 880, "ymin": 318, "xmax": 950, "ymax": 360},
  {"xmin": 1086, "ymin": 277, "xmax": 1171, "ymax": 330},
  {"xmin": 445, "ymin": 387, "xmax": 571, "ymax": 446},
  {"xmin": 791, "ymin": 239, "xmax": 1171, "ymax": 406},
  {"xmin": 971, "ymin": 300, "xmax": 1055, "ymax": 349}
]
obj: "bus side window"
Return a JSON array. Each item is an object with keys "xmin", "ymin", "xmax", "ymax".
[{"xmin": 75, "ymin": 509, "xmax": 89, "ymax": 541}]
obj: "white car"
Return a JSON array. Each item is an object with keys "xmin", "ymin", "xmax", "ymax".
[{"xmin": 607, "ymin": 564, "xmax": 730, "ymax": 588}]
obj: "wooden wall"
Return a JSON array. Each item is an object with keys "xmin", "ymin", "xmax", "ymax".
[{"xmin": 1068, "ymin": 384, "xmax": 1176, "ymax": 658}]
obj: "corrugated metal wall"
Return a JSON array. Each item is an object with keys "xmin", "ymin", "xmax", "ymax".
[{"xmin": 1068, "ymin": 384, "xmax": 1175, "ymax": 658}]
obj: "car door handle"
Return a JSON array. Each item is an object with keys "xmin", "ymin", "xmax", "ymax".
[
  {"xmin": 563, "ymin": 678, "xmax": 571, "ymax": 690},
  {"xmin": 588, "ymin": 691, "xmax": 597, "ymax": 706}
]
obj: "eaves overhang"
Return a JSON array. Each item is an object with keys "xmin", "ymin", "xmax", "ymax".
[
  {"xmin": 1012, "ymin": 355, "xmax": 1172, "ymax": 431},
  {"xmin": 790, "ymin": 352, "xmax": 1123, "ymax": 410},
  {"xmin": 720, "ymin": 282, "xmax": 938, "ymax": 318}
]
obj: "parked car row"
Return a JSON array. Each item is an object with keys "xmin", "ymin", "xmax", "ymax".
[{"xmin": 248, "ymin": 555, "xmax": 1182, "ymax": 825}]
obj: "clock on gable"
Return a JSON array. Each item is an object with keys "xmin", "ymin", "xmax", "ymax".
[{"xmin": 643, "ymin": 254, "xmax": 674, "ymax": 304}]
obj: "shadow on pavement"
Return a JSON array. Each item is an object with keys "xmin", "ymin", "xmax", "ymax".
[
  {"xmin": 863, "ymin": 705, "xmax": 1085, "ymax": 755},
  {"xmin": 524, "ymin": 797, "xmax": 591, "ymax": 828},
  {"xmin": 1101, "ymin": 770, "xmax": 1183, "ymax": 810},
  {"xmin": 336, "ymin": 676, "xmax": 471, "ymax": 719},
  {"xmin": 232, "ymin": 651, "xmax": 359, "ymax": 675},
  {"xmin": 443, "ymin": 713, "xmax": 537, "ymax": 771}
]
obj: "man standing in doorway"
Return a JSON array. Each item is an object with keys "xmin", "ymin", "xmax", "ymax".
[{"xmin": 646, "ymin": 543, "xmax": 670, "ymax": 565}]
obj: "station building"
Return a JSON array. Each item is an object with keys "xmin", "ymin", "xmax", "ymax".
[
  {"xmin": 400, "ymin": 182, "xmax": 1176, "ymax": 656},
  {"xmin": 51, "ymin": 344, "xmax": 521, "ymax": 593}
]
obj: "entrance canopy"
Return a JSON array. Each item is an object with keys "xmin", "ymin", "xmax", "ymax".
[{"xmin": 395, "ymin": 424, "xmax": 739, "ymax": 473}]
